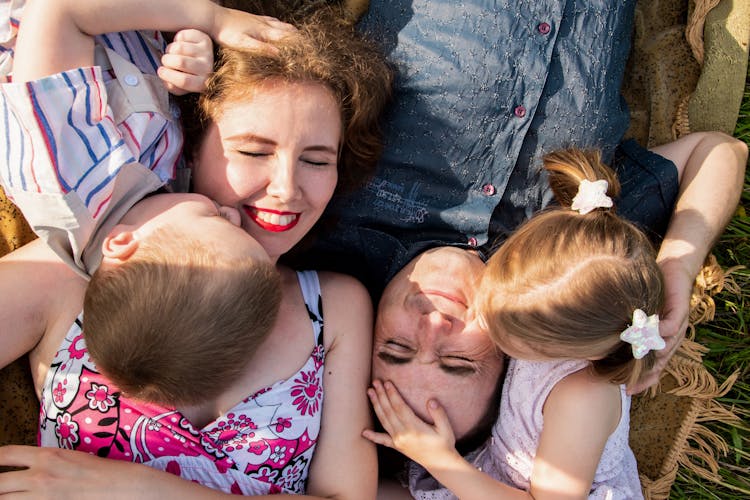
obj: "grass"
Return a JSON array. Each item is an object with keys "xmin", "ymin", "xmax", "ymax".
[{"xmin": 670, "ymin": 64, "xmax": 750, "ymax": 498}]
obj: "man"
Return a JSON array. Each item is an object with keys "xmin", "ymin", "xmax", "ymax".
[{"xmin": 298, "ymin": 0, "xmax": 746, "ymax": 392}]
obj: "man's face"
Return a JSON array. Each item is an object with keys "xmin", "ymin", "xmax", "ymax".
[{"xmin": 372, "ymin": 247, "xmax": 505, "ymax": 439}]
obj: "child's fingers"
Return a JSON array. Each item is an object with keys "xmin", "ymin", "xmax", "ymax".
[
  {"xmin": 361, "ymin": 429, "xmax": 395, "ymax": 449},
  {"xmin": 426, "ymin": 399, "xmax": 455, "ymax": 440},
  {"xmin": 382, "ymin": 380, "xmax": 416, "ymax": 418},
  {"xmin": 164, "ymin": 41, "xmax": 204, "ymax": 60},
  {"xmin": 172, "ymin": 28, "xmax": 213, "ymax": 45},
  {"xmin": 160, "ymin": 53, "xmax": 210, "ymax": 78},
  {"xmin": 157, "ymin": 66, "xmax": 207, "ymax": 94},
  {"xmin": 367, "ymin": 384, "xmax": 400, "ymax": 436}
]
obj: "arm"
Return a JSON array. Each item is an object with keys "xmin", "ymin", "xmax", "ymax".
[
  {"xmin": 307, "ymin": 272, "xmax": 378, "ymax": 499},
  {"xmin": 364, "ymin": 379, "xmax": 530, "ymax": 500},
  {"xmin": 0, "ymin": 239, "xmax": 83, "ymax": 370},
  {"xmin": 629, "ymin": 131, "xmax": 748, "ymax": 393},
  {"xmin": 364, "ymin": 372, "xmax": 619, "ymax": 500},
  {"xmin": 12, "ymin": 0, "xmax": 294, "ymax": 82},
  {"xmin": 529, "ymin": 370, "xmax": 621, "ymax": 500},
  {"xmin": 0, "ymin": 445, "xmax": 327, "ymax": 500}
]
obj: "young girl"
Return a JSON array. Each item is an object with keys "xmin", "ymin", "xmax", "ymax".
[{"xmin": 364, "ymin": 148, "xmax": 664, "ymax": 499}]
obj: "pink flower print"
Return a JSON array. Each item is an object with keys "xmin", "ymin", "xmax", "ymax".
[
  {"xmin": 269, "ymin": 445, "xmax": 287, "ymax": 464},
  {"xmin": 290, "ymin": 371, "xmax": 322, "ymax": 416},
  {"xmin": 249, "ymin": 386, "xmax": 271, "ymax": 401},
  {"xmin": 68, "ymin": 333, "xmax": 86, "ymax": 360},
  {"xmin": 166, "ymin": 460, "xmax": 182, "ymax": 477},
  {"xmin": 269, "ymin": 484, "xmax": 282, "ymax": 494},
  {"xmin": 274, "ymin": 417, "xmax": 292, "ymax": 433},
  {"xmin": 85, "ymin": 383, "xmax": 116, "ymax": 412},
  {"xmin": 209, "ymin": 413, "xmax": 257, "ymax": 452},
  {"xmin": 247, "ymin": 440, "xmax": 269, "ymax": 456},
  {"xmin": 312, "ymin": 345, "xmax": 325, "ymax": 369},
  {"xmin": 279, "ymin": 458, "xmax": 306, "ymax": 491},
  {"xmin": 55, "ymin": 413, "xmax": 79, "ymax": 449},
  {"xmin": 248, "ymin": 464, "xmax": 278, "ymax": 483},
  {"xmin": 53, "ymin": 382, "xmax": 66, "ymax": 403},
  {"xmin": 213, "ymin": 457, "xmax": 234, "ymax": 474}
]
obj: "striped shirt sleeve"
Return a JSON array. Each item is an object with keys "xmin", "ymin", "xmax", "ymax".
[{"xmin": 0, "ymin": 31, "xmax": 184, "ymax": 274}]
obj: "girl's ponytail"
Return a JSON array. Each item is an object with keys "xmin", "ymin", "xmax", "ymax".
[
  {"xmin": 544, "ymin": 148, "xmax": 620, "ymax": 210},
  {"xmin": 478, "ymin": 148, "xmax": 664, "ymax": 387}
]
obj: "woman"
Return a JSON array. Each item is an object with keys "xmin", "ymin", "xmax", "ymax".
[{"xmin": 0, "ymin": 0, "xmax": 392, "ymax": 498}]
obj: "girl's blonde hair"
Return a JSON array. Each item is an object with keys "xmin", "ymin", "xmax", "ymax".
[{"xmin": 477, "ymin": 149, "xmax": 664, "ymax": 386}]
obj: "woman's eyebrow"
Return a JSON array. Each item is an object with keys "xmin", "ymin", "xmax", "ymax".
[
  {"xmin": 224, "ymin": 133, "xmax": 276, "ymax": 145},
  {"xmin": 303, "ymin": 144, "xmax": 338, "ymax": 155}
]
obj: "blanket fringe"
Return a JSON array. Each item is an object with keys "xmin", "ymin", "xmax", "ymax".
[
  {"xmin": 686, "ymin": 0, "xmax": 721, "ymax": 65},
  {"xmin": 639, "ymin": 251, "xmax": 743, "ymax": 499}
]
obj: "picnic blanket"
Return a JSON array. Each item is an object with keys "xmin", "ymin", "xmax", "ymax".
[{"xmin": 1, "ymin": 0, "xmax": 748, "ymax": 497}]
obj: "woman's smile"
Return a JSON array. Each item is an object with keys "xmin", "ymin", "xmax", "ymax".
[{"xmin": 246, "ymin": 206, "xmax": 300, "ymax": 232}]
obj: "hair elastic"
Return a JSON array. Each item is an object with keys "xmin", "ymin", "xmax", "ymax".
[
  {"xmin": 571, "ymin": 179, "xmax": 613, "ymax": 214},
  {"xmin": 619, "ymin": 309, "xmax": 664, "ymax": 359}
]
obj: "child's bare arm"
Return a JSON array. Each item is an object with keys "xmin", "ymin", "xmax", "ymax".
[
  {"xmin": 530, "ymin": 369, "xmax": 621, "ymax": 500},
  {"xmin": 12, "ymin": 0, "xmax": 294, "ymax": 82},
  {"xmin": 0, "ymin": 240, "xmax": 83, "ymax": 370},
  {"xmin": 364, "ymin": 379, "xmax": 532, "ymax": 500}
]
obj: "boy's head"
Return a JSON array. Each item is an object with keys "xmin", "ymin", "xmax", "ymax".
[{"xmin": 83, "ymin": 193, "xmax": 282, "ymax": 406}]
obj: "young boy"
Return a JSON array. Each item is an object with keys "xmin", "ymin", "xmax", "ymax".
[{"xmin": 0, "ymin": 1, "xmax": 291, "ymax": 407}]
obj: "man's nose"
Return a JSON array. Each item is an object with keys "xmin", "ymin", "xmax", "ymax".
[{"xmin": 419, "ymin": 310, "xmax": 454, "ymax": 335}]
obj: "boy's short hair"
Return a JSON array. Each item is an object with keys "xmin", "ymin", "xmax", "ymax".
[{"xmin": 83, "ymin": 226, "xmax": 282, "ymax": 406}]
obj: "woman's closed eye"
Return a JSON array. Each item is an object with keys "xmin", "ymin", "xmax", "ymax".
[
  {"xmin": 302, "ymin": 158, "xmax": 333, "ymax": 167},
  {"xmin": 237, "ymin": 150, "xmax": 270, "ymax": 158}
]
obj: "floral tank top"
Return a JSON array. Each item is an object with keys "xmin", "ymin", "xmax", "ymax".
[{"xmin": 39, "ymin": 271, "xmax": 326, "ymax": 495}]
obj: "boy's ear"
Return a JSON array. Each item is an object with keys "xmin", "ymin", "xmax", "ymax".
[{"xmin": 102, "ymin": 226, "xmax": 140, "ymax": 262}]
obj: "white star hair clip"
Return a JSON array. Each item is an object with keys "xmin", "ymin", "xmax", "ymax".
[
  {"xmin": 571, "ymin": 179, "xmax": 613, "ymax": 215},
  {"xmin": 619, "ymin": 309, "xmax": 664, "ymax": 359}
]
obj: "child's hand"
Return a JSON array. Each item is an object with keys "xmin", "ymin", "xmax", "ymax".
[
  {"xmin": 158, "ymin": 29, "xmax": 214, "ymax": 95},
  {"xmin": 363, "ymin": 379, "xmax": 458, "ymax": 468},
  {"xmin": 211, "ymin": 8, "xmax": 297, "ymax": 52}
]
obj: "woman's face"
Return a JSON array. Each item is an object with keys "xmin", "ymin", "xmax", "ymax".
[{"xmin": 192, "ymin": 81, "xmax": 341, "ymax": 263}]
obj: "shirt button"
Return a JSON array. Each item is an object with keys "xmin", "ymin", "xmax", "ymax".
[
  {"xmin": 468, "ymin": 237, "xmax": 478, "ymax": 247},
  {"xmin": 538, "ymin": 22, "xmax": 551, "ymax": 35},
  {"xmin": 482, "ymin": 184, "xmax": 496, "ymax": 196},
  {"xmin": 514, "ymin": 105, "xmax": 526, "ymax": 118},
  {"xmin": 123, "ymin": 74, "xmax": 139, "ymax": 86}
]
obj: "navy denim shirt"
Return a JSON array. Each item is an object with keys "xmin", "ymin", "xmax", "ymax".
[{"xmin": 296, "ymin": 0, "xmax": 642, "ymax": 296}]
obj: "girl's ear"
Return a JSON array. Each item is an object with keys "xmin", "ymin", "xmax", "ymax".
[{"xmin": 102, "ymin": 226, "xmax": 140, "ymax": 263}]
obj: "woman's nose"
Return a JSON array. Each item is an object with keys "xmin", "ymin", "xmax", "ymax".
[{"xmin": 266, "ymin": 156, "xmax": 300, "ymax": 202}]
